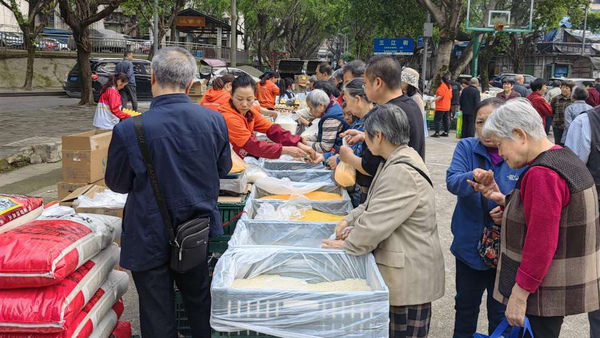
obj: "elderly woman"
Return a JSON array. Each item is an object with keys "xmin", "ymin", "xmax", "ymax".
[
  {"xmin": 302, "ymin": 89, "xmax": 350, "ymax": 153},
  {"xmin": 562, "ymin": 86, "xmax": 592, "ymax": 144},
  {"xmin": 447, "ymin": 98, "xmax": 526, "ymax": 337},
  {"xmin": 471, "ymin": 98, "xmax": 600, "ymax": 337},
  {"xmin": 323, "ymin": 104, "xmax": 445, "ymax": 338}
]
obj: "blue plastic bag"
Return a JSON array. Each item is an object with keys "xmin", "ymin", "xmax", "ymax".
[{"xmin": 473, "ymin": 317, "xmax": 534, "ymax": 338}]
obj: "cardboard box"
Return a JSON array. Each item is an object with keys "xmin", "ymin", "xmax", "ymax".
[
  {"xmin": 189, "ymin": 79, "xmax": 207, "ymax": 95},
  {"xmin": 188, "ymin": 94, "xmax": 204, "ymax": 104},
  {"xmin": 60, "ymin": 184, "xmax": 124, "ymax": 218},
  {"xmin": 57, "ymin": 178, "xmax": 106, "ymax": 200},
  {"xmin": 62, "ymin": 130, "xmax": 112, "ymax": 183}
]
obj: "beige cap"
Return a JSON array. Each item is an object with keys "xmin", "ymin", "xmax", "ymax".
[{"xmin": 401, "ymin": 67, "xmax": 420, "ymax": 89}]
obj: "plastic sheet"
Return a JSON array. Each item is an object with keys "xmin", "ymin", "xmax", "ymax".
[
  {"xmin": 220, "ymin": 172, "xmax": 248, "ymax": 194},
  {"xmin": 249, "ymin": 182, "xmax": 351, "ymax": 206},
  {"xmin": 262, "ymin": 158, "xmax": 325, "ymax": 171},
  {"xmin": 265, "ymin": 169, "xmax": 334, "ymax": 183},
  {"xmin": 244, "ymin": 158, "xmax": 269, "ymax": 183},
  {"xmin": 76, "ymin": 191, "xmax": 127, "ymax": 208},
  {"xmin": 241, "ymin": 199, "xmax": 353, "ymax": 223},
  {"xmin": 228, "ymin": 220, "xmax": 337, "ymax": 249},
  {"xmin": 40, "ymin": 204, "xmax": 76, "ymax": 218},
  {"xmin": 211, "ymin": 248, "xmax": 389, "ymax": 338},
  {"xmin": 0, "ymin": 213, "xmax": 121, "ymax": 289}
]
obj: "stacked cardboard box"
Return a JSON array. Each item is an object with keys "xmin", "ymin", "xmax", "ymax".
[
  {"xmin": 58, "ymin": 130, "xmax": 112, "ymax": 200},
  {"xmin": 188, "ymin": 79, "xmax": 207, "ymax": 104}
]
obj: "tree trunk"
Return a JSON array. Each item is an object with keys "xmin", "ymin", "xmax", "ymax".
[
  {"xmin": 432, "ymin": 38, "xmax": 454, "ymax": 91},
  {"xmin": 75, "ymin": 28, "xmax": 94, "ymax": 106},
  {"xmin": 23, "ymin": 36, "xmax": 36, "ymax": 91}
]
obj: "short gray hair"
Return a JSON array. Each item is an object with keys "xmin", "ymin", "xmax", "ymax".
[
  {"xmin": 482, "ymin": 98, "xmax": 546, "ymax": 141},
  {"xmin": 364, "ymin": 104, "xmax": 410, "ymax": 146},
  {"xmin": 515, "ymin": 74, "xmax": 524, "ymax": 82},
  {"xmin": 151, "ymin": 47, "xmax": 197, "ymax": 90},
  {"xmin": 307, "ymin": 89, "xmax": 330, "ymax": 107},
  {"xmin": 470, "ymin": 77, "xmax": 479, "ymax": 86}
]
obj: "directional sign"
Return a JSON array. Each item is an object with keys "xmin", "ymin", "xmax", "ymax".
[
  {"xmin": 373, "ymin": 38, "xmax": 415, "ymax": 55},
  {"xmin": 417, "ymin": 36, "xmax": 424, "ymax": 47}
]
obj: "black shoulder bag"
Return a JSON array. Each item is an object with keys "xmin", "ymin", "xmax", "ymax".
[
  {"xmin": 393, "ymin": 161, "xmax": 434, "ymax": 187},
  {"xmin": 475, "ymin": 155, "xmax": 500, "ymax": 269},
  {"xmin": 133, "ymin": 116, "xmax": 210, "ymax": 273}
]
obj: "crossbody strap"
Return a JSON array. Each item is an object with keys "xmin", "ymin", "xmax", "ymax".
[
  {"xmin": 393, "ymin": 161, "xmax": 434, "ymax": 187},
  {"xmin": 133, "ymin": 116, "xmax": 177, "ymax": 243},
  {"xmin": 477, "ymin": 155, "xmax": 493, "ymax": 226}
]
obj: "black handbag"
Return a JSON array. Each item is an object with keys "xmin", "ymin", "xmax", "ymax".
[
  {"xmin": 475, "ymin": 155, "xmax": 500, "ymax": 269},
  {"xmin": 133, "ymin": 116, "xmax": 210, "ymax": 273}
]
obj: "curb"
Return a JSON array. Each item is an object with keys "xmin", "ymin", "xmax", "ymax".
[{"xmin": 0, "ymin": 91, "xmax": 66, "ymax": 98}]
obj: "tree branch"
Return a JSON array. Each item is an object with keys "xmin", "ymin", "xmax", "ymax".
[
  {"xmin": 81, "ymin": 1, "xmax": 121, "ymax": 27},
  {"xmin": 417, "ymin": 0, "xmax": 445, "ymax": 26}
]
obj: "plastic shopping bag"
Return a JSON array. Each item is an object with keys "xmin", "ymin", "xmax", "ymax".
[
  {"xmin": 474, "ymin": 317, "xmax": 534, "ymax": 338},
  {"xmin": 333, "ymin": 161, "xmax": 356, "ymax": 188}
]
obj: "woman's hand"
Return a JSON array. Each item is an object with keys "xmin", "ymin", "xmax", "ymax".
[
  {"xmin": 338, "ymin": 145, "xmax": 353, "ymax": 163},
  {"xmin": 335, "ymin": 220, "xmax": 349, "ymax": 239},
  {"xmin": 322, "ymin": 239, "xmax": 344, "ymax": 249},
  {"xmin": 473, "ymin": 168, "xmax": 494, "ymax": 185},
  {"xmin": 297, "ymin": 143, "xmax": 316, "ymax": 161},
  {"xmin": 490, "ymin": 206, "xmax": 504, "ymax": 225},
  {"xmin": 340, "ymin": 129, "xmax": 364, "ymax": 146},
  {"xmin": 328, "ymin": 155, "xmax": 339, "ymax": 169},
  {"xmin": 299, "ymin": 117, "xmax": 311, "ymax": 126},
  {"xmin": 468, "ymin": 179, "xmax": 506, "ymax": 206},
  {"xmin": 506, "ymin": 284, "xmax": 530, "ymax": 327},
  {"xmin": 282, "ymin": 146, "xmax": 307, "ymax": 159}
]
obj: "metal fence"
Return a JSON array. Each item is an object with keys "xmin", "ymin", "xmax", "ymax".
[{"xmin": 0, "ymin": 31, "xmax": 249, "ymax": 62}]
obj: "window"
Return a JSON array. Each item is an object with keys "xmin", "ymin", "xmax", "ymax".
[
  {"xmin": 96, "ymin": 62, "xmax": 117, "ymax": 73},
  {"xmin": 133, "ymin": 63, "xmax": 146, "ymax": 75}
]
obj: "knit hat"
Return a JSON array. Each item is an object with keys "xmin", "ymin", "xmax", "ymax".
[{"xmin": 401, "ymin": 67, "xmax": 420, "ymax": 89}]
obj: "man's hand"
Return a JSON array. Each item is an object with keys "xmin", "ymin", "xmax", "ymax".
[
  {"xmin": 506, "ymin": 284, "xmax": 530, "ymax": 327},
  {"xmin": 340, "ymin": 129, "xmax": 364, "ymax": 146},
  {"xmin": 338, "ymin": 145, "xmax": 353, "ymax": 163}
]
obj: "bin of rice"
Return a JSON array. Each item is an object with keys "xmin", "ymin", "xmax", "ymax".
[{"xmin": 228, "ymin": 220, "xmax": 337, "ymax": 249}]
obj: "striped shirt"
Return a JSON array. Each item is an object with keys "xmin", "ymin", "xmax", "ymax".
[{"xmin": 306, "ymin": 119, "xmax": 343, "ymax": 153}]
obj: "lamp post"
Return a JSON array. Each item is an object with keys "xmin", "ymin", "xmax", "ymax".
[{"xmin": 153, "ymin": 0, "xmax": 159, "ymax": 56}]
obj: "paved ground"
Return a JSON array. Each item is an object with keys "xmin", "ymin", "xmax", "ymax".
[{"xmin": 0, "ymin": 97, "xmax": 591, "ymax": 337}]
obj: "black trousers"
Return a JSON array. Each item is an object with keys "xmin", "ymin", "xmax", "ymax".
[
  {"xmin": 120, "ymin": 84, "xmax": 138, "ymax": 111},
  {"xmin": 131, "ymin": 259, "xmax": 211, "ymax": 338},
  {"xmin": 520, "ymin": 315, "xmax": 563, "ymax": 338},
  {"xmin": 462, "ymin": 114, "xmax": 476, "ymax": 138},
  {"xmin": 434, "ymin": 110, "xmax": 450, "ymax": 134}
]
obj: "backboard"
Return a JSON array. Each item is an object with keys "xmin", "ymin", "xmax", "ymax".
[{"xmin": 466, "ymin": 0, "xmax": 534, "ymax": 33}]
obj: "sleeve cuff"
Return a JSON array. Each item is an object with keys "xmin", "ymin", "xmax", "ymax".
[{"xmin": 516, "ymin": 267, "xmax": 543, "ymax": 294}]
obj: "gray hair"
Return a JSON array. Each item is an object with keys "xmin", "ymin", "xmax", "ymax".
[
  {"xmin": 482, "ymin": 98, "xmax": 546, "ymax": 141},
  {"xmin": 364, "ymin": 104, "xmax": 410, "ymax": 146},
  {"xmin": 307, "ymin": 89, "xmax": 330, "ymax": 108},
  {"xmin": 515, "ymin": 74, "xmax": 524, "ymax": 82},
  {"xmin": 151, "ymin": 47, "xmax": 197, "ymax": 90},
  {"xmin": 470, "ymin": 77, "xmax": 479, "ymax": 86},
  {"xmin": 572, "ymin": 86, "xmax": 589, "ymax": 101},
  {"xmin": 309, "ymin": 75, "xmax": 317, "ymax": 84}
]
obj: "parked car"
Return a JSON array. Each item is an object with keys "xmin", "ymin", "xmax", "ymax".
[
  {"xmin": 63, "ymin": 58, "xmax": 152, "ymax": 101},
  {"xmin": 0, "ymin": 32, "xmax": 24, "ymax": 48},
  {"xmin": 38, "ymin": 37, "xmax": 69, "ymax": 51},
  {"xmin": 210, "ymin": 67, "xmax": 260, "ymax": 84},
  {"xmin": 490, "ymin": 73, "xmax": 536, "ymax": 89},
  {"xmin": 548, "ymin": 77, "xmax": 595, "ymax": 88}
]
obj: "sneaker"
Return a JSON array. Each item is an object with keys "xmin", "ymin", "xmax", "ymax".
[
  {"xmin": 441, "ymin": 132, "xmax": 449, "ymax": 137},
  {"xmin": 431, "ymin": 133, "xmax": 440, "ymax": 138}
]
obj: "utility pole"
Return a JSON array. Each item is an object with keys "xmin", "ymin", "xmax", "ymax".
[
  {"xmin": 422, "ymin": 13, "xmax": 433, "ymax": 85},
  {"xmin": 231, "ymin": 0, "xmax": 237, "ymax": 66},
  {"xmin": 582, "ymin": 3, "xmax": 589, "ymax": 56},
  {"xmin": 153, "ymin": 0, "xmax": 159, "ymax": 56}
]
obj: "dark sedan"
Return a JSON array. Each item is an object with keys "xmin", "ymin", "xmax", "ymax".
[{"xmin": 63, "ymin": 58, "xmax": 152, "ymax": 102}]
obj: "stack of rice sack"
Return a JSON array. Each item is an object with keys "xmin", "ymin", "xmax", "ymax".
[
  {"xmin": 0, "ymin": 194, "xmax": 44, "ymax": 233},
  {"xmin": 0, "ymin": 213, "xmax": 131, "ymax": 338}
]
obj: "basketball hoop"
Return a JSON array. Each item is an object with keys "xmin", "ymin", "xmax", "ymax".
[{"xmin": 494, "ymin": 23, "xmax": 505, "ymax": 31}]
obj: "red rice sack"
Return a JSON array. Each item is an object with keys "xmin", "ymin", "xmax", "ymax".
[
  {"xmin": 88, "ymin": 315, "xmax": 130, "ymax": 338},
  {"xmin": 0, "ymin": 213, "xmax": 121, "ymax": 289},
  {"xmin": 107, "ymin": 322, "xmax": 131, "ymax": 338},
  {"xmin": 0, "ymin": 244, "xmax": 119, "ymax": 334},
  {"xmin": 0, "ymin": 194, "xmax": 43, "ymax": 233}
]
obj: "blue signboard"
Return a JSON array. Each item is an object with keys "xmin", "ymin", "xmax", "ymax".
[
  {"xmin": 373, "ymin": 38, "xmax": 415, "ymax": 55},
  {"xmin": 417, "ymin": 36, "xmax": 424, "ymax": 47},
  {"xmin": 195, "ymin": 50, "xmax": 204, "ymax": 58}
]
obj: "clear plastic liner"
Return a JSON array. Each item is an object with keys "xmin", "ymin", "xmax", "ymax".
[
  {"xmin": 266, "ymin": 169, "xmax": 334, "ymax": 183},
  {"xmin": 244, "ymin": 158, "xmax": 269, "ymax": 183},
  {"xmin": 262, "ymin": 158, "xmax": 325, "ymax": 171},
  {"xmin": 76, "ymin": 190, "xmax": 127, "ymax": 208},
  {"xmin": 228, "ymin": 220, "xmax": 337, "ymax": 249},
  {"xmin": 249, "ymin": 181, "xmax": 351, "ymax": 204},
  {"xmin": 241, "ymin": 199, "xmax": 353, "ymax": 222},
  {"xmin": 220, "ymin": 171, "xmax": 249, "ymax": 194},
  {"xmin": 211, "ymin": 248, "xmax": 389, "ymax": 338}
]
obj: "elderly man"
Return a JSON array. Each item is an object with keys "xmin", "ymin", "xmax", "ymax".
[
  {"xmin": 342, "ymin": 60, "xmax": 366, "ymax": 84},
  {"xmin": 513, "ymin": 74, "xmax": 531, "ymax": 98},
  {"xmin": 316, "ymin": 62, "xmax": 335, "ymax": 85},
  {"xmin": 115, "ymin": 50, "xmax": 137, "ymax": 111},
  {"xmin": 105, "ymin": 47, "xmax": 232, "ymax": 338},
  {"xmin": 459, "ymin": 77, "xmax": 481, "ymax": 138}
]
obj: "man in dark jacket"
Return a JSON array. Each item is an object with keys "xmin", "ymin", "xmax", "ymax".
[
  {"xmin": 115, "ymin": 51, "xmax": 138, "ymax": 111},
  {"xmin": 513, "ymin": 74, "xmax": 531, "ymax": 98},
  {"xmin": 450, "ymin": 79, "xmax": 461, "ymax": 118},
  {"xmin": 105, "ymin": 47, "xmax": 232, "ymax": 338},
  {"xmin": 459, "ymin": 78, "xmax": 481, "ymax": 138}
]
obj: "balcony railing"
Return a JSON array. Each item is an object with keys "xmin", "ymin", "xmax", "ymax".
[{"xmin": 537, "ymin": 42, "xmax": 597, "ymax": 56}]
